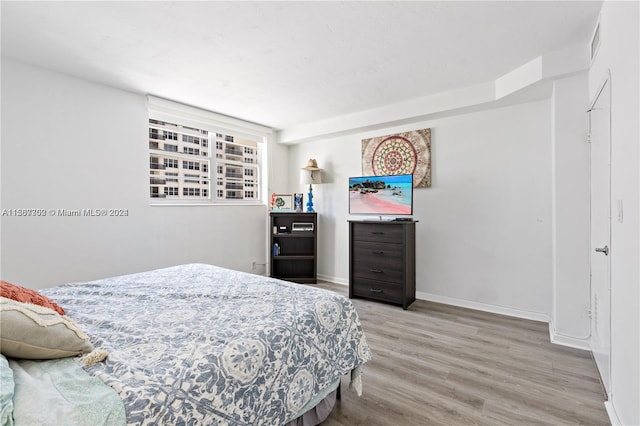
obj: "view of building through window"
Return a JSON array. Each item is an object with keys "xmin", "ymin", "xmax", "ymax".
[{"xmin": 149, "ymin": 119, "xmax": 259, "ymax": 202}]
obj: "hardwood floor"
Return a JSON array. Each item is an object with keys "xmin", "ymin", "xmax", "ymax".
[{"xmin": 312, "ymin": 282, "xmax": 610, "ymax": 426}]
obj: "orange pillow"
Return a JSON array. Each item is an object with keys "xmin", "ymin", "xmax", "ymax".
[{"xmin": 0, "ymin": 280, "xmax": 65, "ymax": 315}]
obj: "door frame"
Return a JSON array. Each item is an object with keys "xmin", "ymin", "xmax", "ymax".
[{"xmin": 588, "ymin": 70, "xmax": 612, "ymax": 399}]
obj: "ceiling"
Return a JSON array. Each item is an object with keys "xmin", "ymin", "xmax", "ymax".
[{"xmin": 1, "ymin": 1, "xmax": 602, "ymax": 132}]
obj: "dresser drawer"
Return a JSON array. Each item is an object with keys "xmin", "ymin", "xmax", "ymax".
[
  {"xmin": 352, "ymin": 240, "xmax": 403, "ymax": 260},
  {"xmin": 352, "ymin": 278, "xmax": 403, "ymax": 304},
  {"xmin": 352, "ymin": 223, "xmax": 404, "ymax": 244},
  {"xmin": 352, "ymin": 255, "xmax": 404, "ymax": 282}
]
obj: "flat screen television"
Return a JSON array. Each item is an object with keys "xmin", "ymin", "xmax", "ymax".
[{"xmin": 349, "ymin": 174, "xmax": 413, "ymax": 216}]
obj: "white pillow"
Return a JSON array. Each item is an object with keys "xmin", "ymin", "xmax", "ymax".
[{"xmin": 0, "ymin": 297, "xmax": 93, "ymax": 359}]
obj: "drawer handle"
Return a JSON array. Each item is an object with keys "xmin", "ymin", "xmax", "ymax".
[
  {"xmin": 371, "ymin": 231, "xmax": 384, "ymax": 235},
  {"xmin": 370, "ymin": 269, "xmax": 383, "ymax": 273},
  {"xmin": 372, "ymin": 251, "xmax": 384, "ymax": 255},
  {"xmin": 369, "ymin": 288, "xmax": 383, "ymax": 293}
]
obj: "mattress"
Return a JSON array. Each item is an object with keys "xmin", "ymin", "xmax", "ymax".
[{"xmin": 37, "ymin": 263, "xmax": 372, "ymax": 425}]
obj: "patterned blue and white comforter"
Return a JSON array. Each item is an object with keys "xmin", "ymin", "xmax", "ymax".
[{"xmin": 42, "ymin": 264, "xmax": 372, "ymax": 425}]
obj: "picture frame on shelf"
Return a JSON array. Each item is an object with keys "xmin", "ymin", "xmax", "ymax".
[
  {"xmin": 272, "ymin": 194, "xmax": 294, "ymax": 211},
  {"xmin": 294, "ymin": 193, "xmax": 304, "ymax": 212}
]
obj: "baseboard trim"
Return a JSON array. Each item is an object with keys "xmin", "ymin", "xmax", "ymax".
[
  {"xmin": 323, "ymin": 282, "xmax": 590, "ymax": 350},
  {"xmin": 317, "ymin": 274, "xmax": 348, "ymax": 286},
  {"xmin": 416, "ymin": 291, "xmax": 550, "ymax": 323},
  {"xmin": 320, "ymin": 281, "xmax": 550, "ymax": 322},
  {"xmin": 605, "ymin": 400, "xmax": 622, "ymax": 426},
  {"xmin": 548, "ymin": 321, "xmax": 591, "ymax": 350}
]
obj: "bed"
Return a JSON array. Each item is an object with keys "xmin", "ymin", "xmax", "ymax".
[{"xmin": 0, "ymin": 263, "xmax": 372, "ymax": 425}]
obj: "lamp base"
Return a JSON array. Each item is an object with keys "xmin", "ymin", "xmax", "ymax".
[{"xmin": 306, "ymin": 184, "xmax": 314, "ymax": 212}]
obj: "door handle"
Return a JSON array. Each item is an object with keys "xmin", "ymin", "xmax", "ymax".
[{"xmin": 595, "ymin": 245, "xmax": 609, "ymax": 256}]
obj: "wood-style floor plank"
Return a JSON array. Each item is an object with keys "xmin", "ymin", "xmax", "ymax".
[{"xmin": 311, "ymin": 282, "xmax": 609, "ymax": 426}]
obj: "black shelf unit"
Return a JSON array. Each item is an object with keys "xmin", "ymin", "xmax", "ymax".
[{"xmin": 270, "ymin": 212, "xmax": 317, "ymax": 284}]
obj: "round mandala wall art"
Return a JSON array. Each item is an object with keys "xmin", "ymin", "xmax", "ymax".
[{"xmin": 361, "ymin": 128, "xmax": 431, "ymax": 188}]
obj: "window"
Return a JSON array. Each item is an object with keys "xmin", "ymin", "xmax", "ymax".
[
  {"xmin": 149, "ymin": 128, "xmax": 162, "ymax": 140},
  {"xmin": 182, "ymin": 161, "xmax": 200, "ymax": 171},
  {"xmin": 164, "ymin": 159, "xmax": 178, "ymax": 168},
  {"xmin": 183, "ymin": 135, "xmax": 201, "ymax": 145},
  {"xmin": 183, "ymin": 188, "xmax": 201, "ymax": 197},
  {"xmin": 183, "ymin": 147, "xmax": 200, "ymax": 156},
  {"xmin": 150, "ymin": 157, "xmax": 162, "ymax": 170},
  {"xmin": 164, "ymin": 187, "xmax": 179, "ymax": 196},
  {"xmin": 226, "ymin": 182, "xmax": 243, "ymax": 190},
  {"xmin": 148, "ymin": 95, "xmax": 271, "ymax": 205},
  {"xmin": 148, "ymin": 120, "xmax": 210, "ymax": 202}
]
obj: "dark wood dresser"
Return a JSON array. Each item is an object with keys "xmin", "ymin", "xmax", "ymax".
[{"xmin": 348, "ymin": 220, "xmax": 416, "ymax": 309}]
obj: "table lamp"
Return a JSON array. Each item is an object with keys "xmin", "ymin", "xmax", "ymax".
[{"xmin": 300, "ymin": 159, "xmax": 323, "ymax": 212}]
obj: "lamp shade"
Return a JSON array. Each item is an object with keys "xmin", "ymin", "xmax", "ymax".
[
  {"xmin": 300, "ymin": 159, "xmax": 323, "ymax": 185},
  {"xmin": 300, "ymin": 169, "xmax": 322, "ymax": 185}
]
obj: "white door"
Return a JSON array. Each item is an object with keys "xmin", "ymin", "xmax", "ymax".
[{"xmin": 589, "ymin": 77, "xmax": 611, "ymax": 397}]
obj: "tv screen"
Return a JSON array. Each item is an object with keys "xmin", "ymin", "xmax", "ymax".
[{"xmin": 349, "ymin": 174, "xmax": 413, "ymax": 216}]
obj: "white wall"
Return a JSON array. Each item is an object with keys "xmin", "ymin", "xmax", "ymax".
[
  {"xmin": 1, "ymin": 60, "xmax": 269, "ymax": 288},
  {"xmin": 588, "ymin": 2, "xmax": 640, "ymax": 425},
  {"xmin": 288, "ymin": 100, "xmax": 554, "ymax": 319}
]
